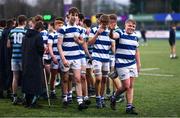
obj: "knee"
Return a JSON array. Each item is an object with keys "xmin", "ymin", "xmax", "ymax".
[
  {"xmin": 81, "ymin": 74, "xmax": 86, "ymax": 81},
  {"xmin": 75, "ymin": 76, "xmax": 81, "ymax": 84},
  {"xmin": 101, "ymin": 77, "xmax": 107, "ymax": 84},
  {"xmin": 96, "ymin": 79, "xmax": 101, "ymax": 84},
  {"xmin": 123, "ymin": 84, "xmax": 130, "ymax": 90}
]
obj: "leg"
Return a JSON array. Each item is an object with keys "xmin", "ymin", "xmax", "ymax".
[
  {"xmin": 12, "ymin": 71, "xmax": 19, "ymax": 104},
  {"xmin": 61, "ymin": 71, "xmax": 69, "ymax": 104},
  {"xmin": 50, "ymin": 69, "xmax": 58, "ymax": 99},
  {"xmin": 126, "ymin": 77, "xmax": 135, "ymax": 105}
]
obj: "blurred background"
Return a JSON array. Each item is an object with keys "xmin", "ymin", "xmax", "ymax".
[{"xmin": 0, "ymin": 0, "xmax": 180, "ymax": 39}]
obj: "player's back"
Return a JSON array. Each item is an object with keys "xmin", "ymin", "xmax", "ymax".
[{"xmin": 9, "ymin": 27, "xmax": 26, "ymax": 62}]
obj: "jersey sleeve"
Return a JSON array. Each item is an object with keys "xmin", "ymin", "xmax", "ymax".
[
  {"xmin": 47, "ymin": 34, "xmax": 53, "ymax": 44},
  {"xmin": 114, "ymin": 28, "xmax": 122, "ymax": 38},
  {"xmin": 89, "ymin": 27, "xmax": 97, "ymax": 38},
  {"xmin": 8, "ymin": 30, "xmax": 13, "ymax": 42},
  {"xmin": 57, "ymin": 26, "xmax": 66, "ymax": 39}
]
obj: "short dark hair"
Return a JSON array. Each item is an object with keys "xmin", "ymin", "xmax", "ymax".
[
  {"xmin": 6, "ymin": 19, "xmax": 14, "ymax": 28},
  {"xmin": 49, "ymin": 22, "xmax": 55, "ymax": 28},
  {"xmin": 55, "ymin": 17, "xmax": 64, "ymax": 22},
  {"xmin": 34, "ymin": 21, "xmax": 44, "ymax": 31},
  {"xmin": 34, "ymin": 15, "xmax": 43, "ymax": 22},
  {"xmin": 83, "ymin": 19, "xmax": 91, "ymax": 27},
  {"xmin": 96, "ymin": 13, "xmax": 104, "ymax": 19},
  {"xmin": 78, "ymin": 13, "xmax": 85, "ymax": 21},
  {"xmin": 0, "ymin": 19, "xmax": 6, "ymax": 27},
  {"xmin": 125, "ymin": 19, "xmax": 136, "ymax": 25},
  {"xmin": 17, "ymin": 15, "xmax": 27, "ymax": 25},
  {"xmin": 100, "ymin": 14, "xmax": 110, "ymax": 25},
  {"xmin": 109, "ymin": 14, "xmax": 117, "ymax": 21},
  {"xmin": 68, "ymin": 7, "xmax": 79, "ymax": 15}
]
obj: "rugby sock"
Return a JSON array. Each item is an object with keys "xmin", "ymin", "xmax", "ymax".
[
  {"xmin": 101, "ymin": 96, "xmax": 105, "ymax": 101},
  {"xmin": 96, "ymin": 96, "xmax": 101, "ymax": 102},
  {"xmin": 170, "ymin": 54, "xmax": 173, "ymax": 58},
  {"xmin": 173, "ymin": 54, "xmax": 176, "ymax": 58},
  {"xmin": 51, "ymin": 90, "xmax": 56, "ymax": 94},
  {"xmin": 77, "ymin": 96, "xmax": 83, "ymax": 105},
  {"xmin": 67, "ymin": 91, "xmax": 72, "ymax": 102},
  {"xmin": 67, "ymin": 91, "xmax": 72, "ymax": 97},
  {"xmin": 126, "ymin": 103, "xmax": 133, "ymax": 109},
  {"xmin": 31, "ymin": 96, "xmax": 37, "ymax": 104},
  {"xmin": 84, "ymin": 96, "xmax": 89, "ymax": 101},
  {"xmin": 62, "ymin": 94, "xmax": 67, "ymax": 102}
]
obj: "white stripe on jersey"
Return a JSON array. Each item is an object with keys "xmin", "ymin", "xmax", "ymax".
[
  {"xmin": 116, "ymin": 48, "xmax": 136, "ymax": 56},
  {"xmin": 120, "ymin": 38, "xmax": 139, "ymax": 47}
]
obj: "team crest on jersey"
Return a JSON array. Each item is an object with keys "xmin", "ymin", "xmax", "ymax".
[
  {"xmin": 76, "ymin": 29, "xmax": 80, "ymax": 32},
  {"xmin": 121, "ymin": 74, "xmax": 126, "ymax": 78}
]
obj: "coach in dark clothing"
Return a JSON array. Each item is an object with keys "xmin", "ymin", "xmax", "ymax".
[{"xmin": 22, "ymin": 21, "xmax": 45, "ymax": 107}]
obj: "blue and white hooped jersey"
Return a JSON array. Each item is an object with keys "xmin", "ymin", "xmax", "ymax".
[
  {"xmin": 85, "ymin": 29, "xmax": 93, "ymax": 60},
  {"xmin": 40, "ymin": 30, "xmax": 48, "ymax": 45},
  {"xmin": 9, "ymin": 27, "xmax": 26, "ymax": 62},
  {"xmin": 79, "ymin": 27, "xmax": 86, "ymax": 59},
  {"xmin": 58, "ymin": 24, "xmax": 83, "ymax": 60},
  {"xmin": 115, "ymin": 29, "xmax": 139, "ymax": 68},
  {"xmin": 89, "ymin": 27, "xmax": 112, "ymax": 62},
  {"xmin": 48, "ymin": 31, "xmax": 60, "ymax": 61},
  {"xmin": 41, "ymin": 29, "xmax": 51, "ymax": 60}
]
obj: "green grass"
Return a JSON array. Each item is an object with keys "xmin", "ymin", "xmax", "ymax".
[{"xmin": 0, "ymin": 40, "xmax": 180, "ymax": 117}]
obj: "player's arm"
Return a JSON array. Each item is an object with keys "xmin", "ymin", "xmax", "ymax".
[
  {"xmin": 111, "ymin": 41, "xmax": 116, "ymax": 55},
  {"xmin": 109, "ymin": 29, "xmax": 119, "ymax": 39},
  {"xmin": 74, "ymin": 35, "xmax": 84, "ymax": 45},
  {"xmin": 7, "ymin": 32, "xmax": 12, "ymax": 48},
  {"xmin": 135, "ymin": 48, "xmax": 141, "ymax": 73},
  {"xmin": 57, "ymin": 37, "xmax": 69, "ymax": 67},
  {"xmin": 88, "ymin": 27, "xmax": 104, "ymax": 45},
  {"xmin": 82, "ymin": 41, "xmax": 91, "ymax": 59},
  {"xmin": 7, "ymin": 39, "xmax": 11, "ymax": 48},
  {"xmin": 48, "ymin": 37, "xmax": 58, "ymax": 64}
]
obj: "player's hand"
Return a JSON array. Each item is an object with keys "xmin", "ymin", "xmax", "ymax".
[
  {"xmin": 74, "ymin": 35, "xmax": 79, "ymax": 42},
  {"xmin": 137, "ymin": 63, "xmax": 141, "ymax": 73},
  {"xmin": 52, "ymin": 56, "xmax": 58, "ymax": 64},
  {"xmin": 44, "ymin": 46, "xmax": 49, "ymax": 53},
  {"xmin": 62, "ymin": 58, "xmax": 69, "ymax": 67},
  {"xmin": 97, "ymin": 27, "xmax": 104, "ymax": 35}
]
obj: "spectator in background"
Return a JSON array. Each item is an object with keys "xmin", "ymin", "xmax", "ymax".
[
  {"xmin": 140, "ymin": 25, "xmax": 147, "ymax": 46},
  {"xmin": 169, "ymin": 23, "xmax": 177, "ymax": 59}
]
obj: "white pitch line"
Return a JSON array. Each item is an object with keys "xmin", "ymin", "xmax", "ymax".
[
  {"xmin": 141, "ymin": 68, "xmax": 160, "ymax": 71},
  {"xmin": 140, "ymin": 73, "xmax": 174, "ymax": 77},
  {"xmin": 141, "ymin": 51, "xmax": 168, "ymax": 54}
]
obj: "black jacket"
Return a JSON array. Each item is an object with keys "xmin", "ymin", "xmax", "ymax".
[{"xmin": 22, "ymin": 29, "xmax": 44, "ymax": 95}]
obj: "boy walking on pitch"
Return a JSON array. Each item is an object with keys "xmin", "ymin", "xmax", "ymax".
[{"xmin": 109, "ymin": 19, "xmax": 141, "ymax": 115}]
